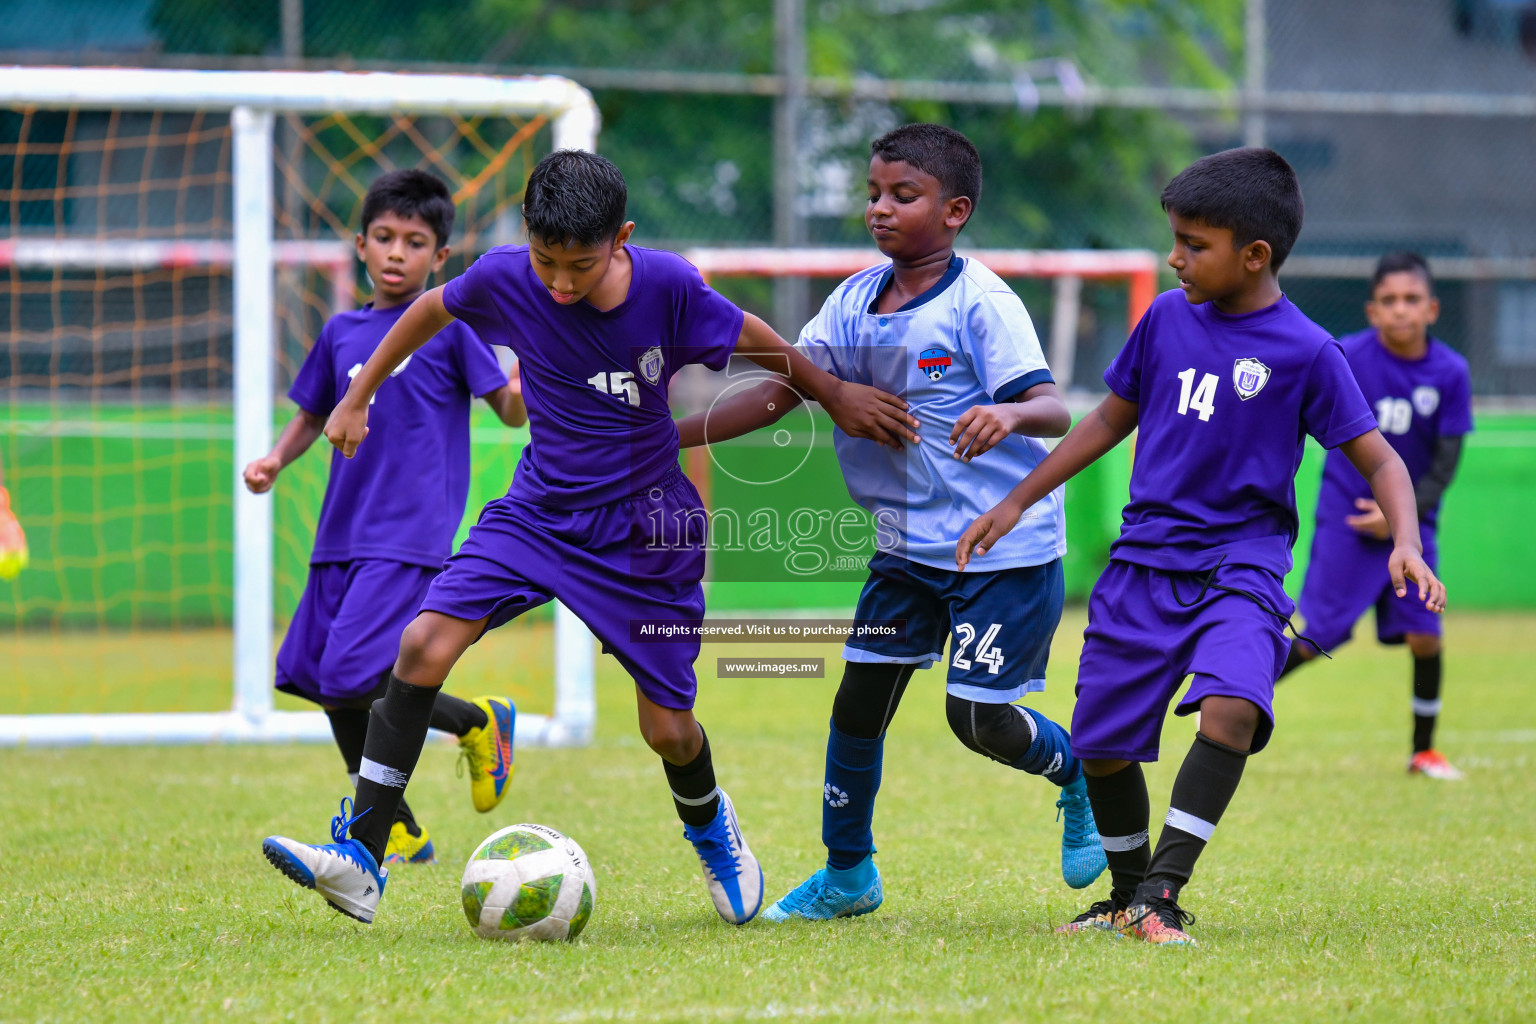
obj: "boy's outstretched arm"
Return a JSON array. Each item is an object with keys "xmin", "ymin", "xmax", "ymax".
[
  {"xmin": 242, "ymin": 409, "xmax": 326, "ymax": 493},
  {"xmin": 1338, "ymin": 429, "xmax": 1447, "ymax": 612},
  {"xmin": 482, "ymin": 359, "xmax": 527, "ymax": 427},
  {"xmin": 733, "ymin": 312, "xmax": 919, "ymax": 449},
  {"xmin": 956, "ymin": 393, "xmax": 1138, "ymax": 569},
  {"xmin": 676, "ymin": 378, "xmax": 802, "ymax": 449},
  {"xmin": 327, "ymin": 286, "xmax": 454, "ymax": 457},
  {"xmin": 950, "ymin": 381, "xmax": 1072, "ymax": 462}
]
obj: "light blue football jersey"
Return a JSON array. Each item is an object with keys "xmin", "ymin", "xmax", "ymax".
[{"xmin": 797, "ymin": 255, "xmax": 1066, "ymax": 572}]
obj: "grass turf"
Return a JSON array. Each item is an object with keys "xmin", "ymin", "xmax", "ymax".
[{"xmin": 2, "ymin": 610, "xmax": 1533, "ymax": 1022}]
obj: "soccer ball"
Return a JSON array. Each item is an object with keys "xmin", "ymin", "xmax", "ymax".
[{"xmin": 460, "ymin": 823, "xmax": 597, "ymax": 942}]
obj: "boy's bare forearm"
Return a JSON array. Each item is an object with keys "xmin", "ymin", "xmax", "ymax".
[
  {"xmin": 1007, "ymin": 382, "xmax": 1072, "ymax": 438},
  {"xmin": 344, "ymin": 286, "xmax": 453, "ymax": 406},
  {"xmin": 998, "ymin": 395, "xmax": 1137, "ymax": 512},
  {"xmin": 1343, "ymin": 430, "xmax": 1423, "ymax": 553},
  {"xmin": 677, "ymin": 380, "xmax": 801, "ymax": 448},
  {"xmin": 270, "ymin": 410, "xmax": 326, "ymax": 468},
  {"xmin": 732, "ymin": 312, "xmax": 840, "ymax": 404},
  {"xmin": 484, "ymin": 385, "xmax": 526, "ymax": 427}
]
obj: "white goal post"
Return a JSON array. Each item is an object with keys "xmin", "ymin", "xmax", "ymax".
[{"xmin": 0, "ymin": 67, "xmax": 599, "ymax": 748}]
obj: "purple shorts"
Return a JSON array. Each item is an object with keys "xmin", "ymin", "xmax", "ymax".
[
  {"xmin": 1072, "ymin": 560, "xmax": 1293, "ymax": 761},
  {"xmin": 1298, "ymin": 525, "xmax": 1441, "ymax": 652},
  {"xmin": 276, "ymin": 559, "xmax": 438, "ymax": 704},
  {"xmin": 421, "ymin": 467, "xmax": 708, "ymax": 710}
]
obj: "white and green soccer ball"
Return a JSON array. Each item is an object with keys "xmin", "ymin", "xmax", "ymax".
[{"xmin": 461, "ymin": 823, "xmax": 596, "ymax": 942}]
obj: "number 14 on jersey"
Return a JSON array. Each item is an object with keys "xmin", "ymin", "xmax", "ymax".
[{"xmin": 1175, "ymin": 367, "xmax": 1218, "ymax": 422}]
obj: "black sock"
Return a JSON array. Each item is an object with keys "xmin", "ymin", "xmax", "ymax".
[
  {"xmin": 1413, "ymin": 653, "xmax": 1442, "ymax": 754},
  {"xmin": 430, "ymin": 691, "xmax": 488, "ymax": 737},
  {"xmin": 1143, "ymin": 733, "xmax": 1249, "ymax": 901},
  {"xmin": 1083, "ymin": 763, "xmax": 1150, "ymax": 903},
  {"xmin": 1278, "ymin": 643, "xmax": 1309, "ymax": 680},
  {"xmin": 663, "ymin": 726, "xmax": 720, "ymax": 828},
  {"xmin": 328, "ymin": 705, "xmax": 422, "ymax": 835},
  {"xmin": 349, "ymin": 674, "xmax": 439, "ymax": 864}
]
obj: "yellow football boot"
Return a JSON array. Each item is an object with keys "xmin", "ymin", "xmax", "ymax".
[
  {"xmin": 383, "ymin": 821, "xmax": 436, "ymax": 865},
  {"xmin": 458, "ymin": 696, "xmax": 516, "ymax": 813}
]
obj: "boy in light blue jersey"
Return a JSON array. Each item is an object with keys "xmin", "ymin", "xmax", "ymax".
[{"xmin": 679, "ymin": 124, "xmax": 1103, "ymax": 920}]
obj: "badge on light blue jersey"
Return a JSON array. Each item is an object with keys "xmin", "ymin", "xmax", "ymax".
[{"xmin": 917, "ymin": 347, "xmax": 952, "ymax": 381}]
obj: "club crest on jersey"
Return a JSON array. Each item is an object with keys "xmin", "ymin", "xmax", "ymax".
[
  {"xmin": 1232, "ymin": 357, "xmax": 1270, "ymax": 400},
  {"xmin": 638, "ymin": 345, "xmax": 665, "ymax": 385},
  {"xmin": 1413, "ymin": 385, "xmax": 1440, "ymax": 417},
  {"xmin": 918, "ymin": 347, "xmax": 952, "ymax": 381}
]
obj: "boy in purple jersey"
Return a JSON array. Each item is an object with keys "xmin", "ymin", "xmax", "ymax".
[
  {"xmin": 1281, "ymin": 253, "xmax": 1474, "ymax": 780},
  {"xmin": 244, "ymin": 170, "xmax": 526, "ymax": 867},
  {"xmin": 262, "ymin": 150, "xmax": 919, "ymax": 926},
  {"xmin": 956, "ymin": 148, "xmax": 1446, "ymax": 946}
]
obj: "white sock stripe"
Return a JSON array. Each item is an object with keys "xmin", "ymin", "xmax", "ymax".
[
  {"xmin": 1412, "ymin": 698, "xmax": 1442, "ymax": 717},
  {"xmin": 1099, "ymin": 830, "xmax": 1149, "ymax": 853},
  {"xmin": 1165, "ymin": 807, "xmax": 1217, "ymax": 842},
  {"xmin": 671, "ymin": 786, "xmax": 720, "ymax": 807},
  {"xmin": 359, "ymin": 757, "xmax": 409, "ymax": 789}
]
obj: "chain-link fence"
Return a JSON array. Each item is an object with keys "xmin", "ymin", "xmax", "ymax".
[{"xmin": 5, "ymin": 0, "xmax": 1536, "ymax": 396}]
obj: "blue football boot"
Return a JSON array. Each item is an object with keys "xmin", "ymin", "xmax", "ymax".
[
  {"xmin": 262, "ymin": 797, "xmax": 388, "ymax": 923},
  {"xmin": 1056, "ymin": 775, "xmax": 1108, "ymax": 889},
  {"xmin": 763, "ymin": 856, "xmax": 883, "ymax": 922},
  {"xmin": 682, "ymin": 790, "xmax": 763, "ymax": 924}
]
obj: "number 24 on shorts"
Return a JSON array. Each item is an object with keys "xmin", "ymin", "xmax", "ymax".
[{"xmin": 953, "ymin": 622, "xmax": 1005, "ymax": 675}]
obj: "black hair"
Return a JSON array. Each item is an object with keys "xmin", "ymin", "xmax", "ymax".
[
  {"xmin": 360, "ymin": 168, "xmax": 455, "ymax": 248},
  {"xmin": 1159, "ymin": 147, "xmax": 1304, "ymax": 270},
  {"xmin": 869, "ymin": 123, "xmax": 982, "ymax": 228},
  {"xmin": 522, "ymin": 149, "xmax": 628, "ymax": 247},
  {"xmin": 1370, "ymin": 251, "xmax": 1435, "ymax": 296}
]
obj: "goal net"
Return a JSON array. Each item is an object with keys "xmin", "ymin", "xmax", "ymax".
[{"xmin": 0, "ymin": 68, "xmax": 598, "ymax": 747}]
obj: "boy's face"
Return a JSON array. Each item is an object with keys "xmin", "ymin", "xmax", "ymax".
[
  {"xmin": 527, "ymin": 222, "xmax": 636, "ymax": 306},
  {"xmin": 1366, "ymin": 270, "xmax": 1439, "ymax": 348},
  {"xmin": 1165, "ymin": 211, "xmax": 1270, "ymax": 305},
  {"xmin": 356, "ymin": 210, "xmax": 448, "ymax": 305},
  {"xmin": 865, "ymin": 157, "xmax": 970, "ymax": 259}
]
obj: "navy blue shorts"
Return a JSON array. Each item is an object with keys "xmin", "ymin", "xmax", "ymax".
[{"xmin": 844, "ymin": 552, "xmax": 1065, "ymax": 703}]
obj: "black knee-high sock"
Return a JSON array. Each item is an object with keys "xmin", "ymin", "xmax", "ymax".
[
  {"xmin": 663, "ymin": 726, "xmax": 720, "ymax": 828},
  {"xmin": 349, "ymin": 674, "xmax": 439, "ymax": 863},
  {"xmin": 326, "ymin": 707, "xmax": 419, "ymax": 835},
  {"xmin": 1278, "ymin": 643, "xmax": 1309, "ymax": 679},
  {"xmin": 430, "ymin": 691, "xmax": 488, "ymax": 737},
  {"xmin": 1412, "ymin": 653, "xmax": 1442, "ymax": 754},
  {"xmin": 1084, "ymin": 763, "xmax": 1150, "ymax": 903},
  {"xmin": 1143, "ymin": 733, "xmax": 1248, "ymax": 900}
]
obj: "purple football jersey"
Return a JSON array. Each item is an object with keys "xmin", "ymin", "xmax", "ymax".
[
  {"xmin": 1314, "ymin": 330, "xmax": 1473, "ymax": 529},
  {"xmin": 288, "ymin": 303, "xmax": 507, "ymax": 568},
  {"xmin": 1103, "ymin": 290, "xmax": 1376, "ymax": 576},
  {"xmin": 442, "ymin": 244, "xmax": 743, "ymax": 508}
]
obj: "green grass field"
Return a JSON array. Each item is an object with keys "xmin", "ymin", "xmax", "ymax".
[{"xmin": 3, "ymin": 610, "xmax": 1534, "ymax": 1023}]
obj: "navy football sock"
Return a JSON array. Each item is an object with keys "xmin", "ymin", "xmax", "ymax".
[
  {"xmin": 1412, "ymin": 653, "xmax": 1442, "ymax": 754},
  {"xmin": 823, "ymin": 721, "xmax": 883, "ymax": 871},
  {"xmin": 1084, "ymin": 762, "xmax": 1151, "ymax": 903},
  {"xmin": 349, "ymin": 674, "xmax": 438, "ymax": 864},
  {"xmin": 945, "ymin": 696, "xmax": 1081, "ymax": 786},
  {"xmin": 1144, "ymin": 733, "xmax": 1248, "ymax": 899}
]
